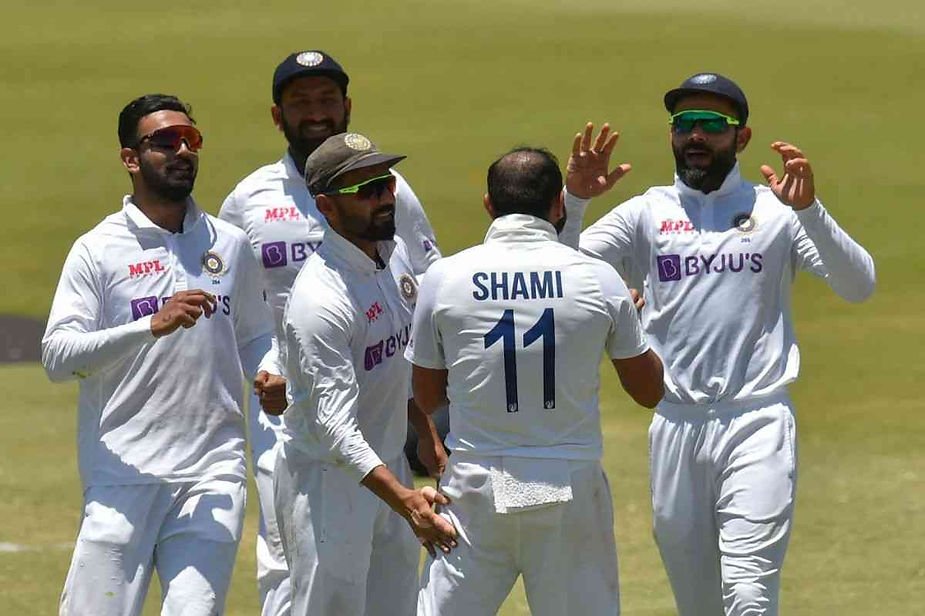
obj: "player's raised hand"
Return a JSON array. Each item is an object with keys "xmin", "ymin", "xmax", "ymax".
[
  {"xmin": 565, "ymin": 122, "xmax": 632, "ymax": 199},
  {"xmin": 254, "ymin": 370, "xmax": 287, "ymax": 415},
  {"xmin": 408, "ymin": 486, "xmax": 458, "ymax": 557},
  {"xmin": 150, "ymin": 290, "xmax": 217, "ymax": 338},
  {"xmin": 760, "ymin": 142, "xmax": 816, "ymax": 210}
]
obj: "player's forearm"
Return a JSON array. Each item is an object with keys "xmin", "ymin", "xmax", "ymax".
[
  {"xmin": 41, "ymin": 317, "xmax": 155, "ymax": 382},
  {"xmin": 559, "ymin": 190, "xmax": 591, "ymax": 250},
  {"xmin": 408, "ymin": 399, "xmax": 441, "ymax": 440},
  {"xmin": 797, "ymin": 201, "xmax": 875, "ymax": 302},
  {"xmin": 613, "ymin": 349, "xmax": 665, "ymax": 409},
  {"xmin": 238, "ymin": 332, "xmax": 280, "ymax": 380},
  {"xmin": 360, "ymin": 464, "xmax": 415, "ymax": 516}
]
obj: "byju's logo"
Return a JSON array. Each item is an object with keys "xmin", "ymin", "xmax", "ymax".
[
  {"xmin": 363, "ymin": 325, "xmax": 411, "ymax": 371},
  {"xmin": 261, "ymin": 241, "xmax": 288, "ymax": 268},
  {"xmin": 130, "ymin": 296, "xmax": 159, "ymax": 320},
  {"xmin": 657, "ymin": 253, "xmax": 763, "ymax": 282},
  {"xmin": 657, "ymin": 255, "xmax": 682, "ymax": 281}
]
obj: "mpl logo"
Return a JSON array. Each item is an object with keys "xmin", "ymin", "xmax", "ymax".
[
  {"xmin": 659, "ymin": 219, "xmax": 696, "ymax": 235},
  {"xmin": 363, "ymin": 324, "xmax": 411, "ymax": 371},
  {"xmin": 128, "ymin": 260, "xmax": 166, "ymax": 278},
  {"xmin": 264, "ymin": 207, "xmax": 302, "ymax": 223},
  {"xmin": 657, "ymin": 252, "xmax": 764, "ymax": 282},
  {"xmin": 366, "ymin": 301, "xmax": 384, "ymax": 323}
]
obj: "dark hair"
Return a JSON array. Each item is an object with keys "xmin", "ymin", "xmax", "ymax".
[
  {"xmin": 117, "ymin": 94, "xmax": 194, "ymax": 148},
  {"xmin": 486, "ymin": 147, "xmax": 563, "ymax": 219}
]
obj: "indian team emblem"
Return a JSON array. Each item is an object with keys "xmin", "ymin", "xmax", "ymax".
[
  {"xmin": 202, "ymin": 251, "xmax": 226, "ymax": 282},
  {"xmin": 399, "ymin": 273, "xmax": 417, "ymax": 301},
  {"xmin": 344, "ymin": 133, "xmax": 372, "ymax": 151},
  {"xmin": 691, "ymin": 73, "xmax": 718, "ymax": 84},
  {"xmin": 732, "ymin": 212, "xmax": 757, "ymax": 234},
  {"xmin": 296, "ymin": 51, "xmax": 324, "ymax": 67}
]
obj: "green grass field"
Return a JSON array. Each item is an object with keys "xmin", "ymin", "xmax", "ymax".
[{"xmin": 2, "ymin": 0, "xmax": 923, "ymax": 613}]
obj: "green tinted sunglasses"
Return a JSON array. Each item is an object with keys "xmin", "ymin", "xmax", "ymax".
[
  {"xmin": 669, "ymin": 110, "xmax": 740, "ymax": 134},
  {"xmin": 324, "ymin": 173, "xmax": 396, "ymax": 199}
]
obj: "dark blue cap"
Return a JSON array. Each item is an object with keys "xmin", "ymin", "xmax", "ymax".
[
  {"xmin": 664, "ymin": 73, "xmax": 749, "ymax": 125},
  {"xmin": 272, "ymin": 50, "xmax": 349, "ymax": 104}
]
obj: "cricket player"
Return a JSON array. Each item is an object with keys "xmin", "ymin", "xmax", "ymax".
[
  {"xmin": 219, "ymin": 51, "xmax": 443, "ymax": 615},
  {"xmin": 273, "ymin": 132, "xmax": 456, "ymax": 616},
  {"xmin": 42, "ymin": 94, "xmax": 286, "ymax": 616},
  {"xmin": 560, "ymin": 74, "xmax": 876, "ymax": 615},
  {"xmin": 406, "ymin": 147, "xmax": 665, "ymax": 615}
]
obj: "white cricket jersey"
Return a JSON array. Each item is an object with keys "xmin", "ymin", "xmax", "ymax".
[
  {"xmin": 219, "ymin": 153, "xmax": 441, "ymax": 336},
  {"xmin": 281, "ymin": 228, "xmax": 419, "ymax": 482},
  {"xmin": 42, "ymin": 196, "xmax": 278, "ymax": 488},
  {"xmin": 561, "ymin": 163, "xmax": 875, "ymax": 406},
  {"xmin": 405, "ymin": 214, "xmax": 649, "ymax": 461}
]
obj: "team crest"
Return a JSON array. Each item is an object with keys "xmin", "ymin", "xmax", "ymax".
[
  {"xmin": 398, "ymin": 273, "xmax": 417, "ymax": 301},
  {"xmin": 691, "ymin": 73, "xmax": 718, "ymax": 84},
  {"xmin": 296, "ymin": 51, "xmax": 324, "ymax": 67},
  {"xmin": 732, "ymin": 212, "xmax": 757, "ymax": 234},
  {"xmin": 344, "ymin": 133, "xmax": 372, "ymax": 151},
  {"xmin": 202, "ymin": 251, "xmax": 226, "ymax": 282}
]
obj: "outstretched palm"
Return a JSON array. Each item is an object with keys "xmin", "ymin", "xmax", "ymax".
[
  {"xmin": 760, "ymin": 141, "xmax": 816, "ymax": 210},
  {"xmin": 565, "ymin": 122, "xmax": 632, "ymax": 199}
]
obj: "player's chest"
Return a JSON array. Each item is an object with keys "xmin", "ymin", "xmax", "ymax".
[
  {"xmin": 647, "ymin": 203, "xmax": 790, "ymax": 282},
  {"xmin": 243, "ymin": 199, "xmax": 327, "ymax": 273},
  {"xmin": 101, "ymin": 237, "xmax": 238, "ymax": 325},
  {"xmin": 350, "ymin": 268, "xmax": 418, "ymax": 374}
]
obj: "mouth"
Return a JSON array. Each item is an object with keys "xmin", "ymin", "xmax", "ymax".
[
  {"xmin": 683, "ymin": 146, "xmax": 712, "ymax": 166},
  {"xmin": 373, "ymin": 206, "xmax": 395, "ymax": 219},
  {"xmin": 300, "ymin": 121, "xmax": 335, "ymax": 137}
]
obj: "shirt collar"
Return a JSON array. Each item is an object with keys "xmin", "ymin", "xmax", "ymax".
[
  {"xmin": 320, "ymin": 226, "xmax": 396, "ymax": 273},
  {"xmin": 122, "ymin": 195, "xmax": 205, "ymax": 234},
  {"xmin": 484, "ymin": 213, "xmax": 559, "ymax": 244},
  {"xmin": 673, "ymin": 162, "xmax": 744, "ymax": 200}
]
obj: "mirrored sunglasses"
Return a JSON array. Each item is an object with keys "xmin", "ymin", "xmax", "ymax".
[
  {"xmin": 669, "ymin": 110, "xmax": 740, "ymax": 134},
  {"xmin": 137, "ymin": 125, "xmax": 204, "ymax": 152}
]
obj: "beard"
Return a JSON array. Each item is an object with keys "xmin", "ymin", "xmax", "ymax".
[
  {"xmin": 358, "ymin": 204, "xmax": 396, "ymax": 241},
  {"xmin": 139, "ymin": 155, "xmax": 196, "ymax": 202},
  {"xmin": 282, "ymin": 110, "xmax": 350, "ymax": 160},
  {"xmin": 672, "ymin": 135, "xmax": 737, "ymax": 193}
]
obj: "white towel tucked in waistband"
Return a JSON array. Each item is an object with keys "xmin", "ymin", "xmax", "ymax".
[{"xmin": 490, "ymin": 457, "xmax": 573, "ymax": 514}]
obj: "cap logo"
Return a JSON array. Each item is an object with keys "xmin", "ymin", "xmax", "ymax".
[
  {"xmin": 344, "ymin": 133, "xmax": 372, "ymax": 151},
  {"xmin": 691, "ymin": 73, "xmax": 718, "ymax": 84},
  {"xmin": 296, "ymin": 51, "xmax": 324, "ymax": 67}
]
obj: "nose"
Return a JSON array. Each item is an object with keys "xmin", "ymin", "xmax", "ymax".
[{"xmin": 176, "ymin": 139, "xmax": 198, "ymax": 157}]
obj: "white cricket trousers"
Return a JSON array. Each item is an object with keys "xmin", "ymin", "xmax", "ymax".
[
  {"xmin": 649, "ymin": 392, "xmax": 797, "ymax": 616},
  {"xmin": 247, "ymin": 389, "xmax": 291, "ymax": 616},
  {"xmin": 273, "ymin": 446, "xmax": 420, "ymax": 616},
  {"xmin": 418, "ymin": 456, "xmax": 620, "ymax": 616},
  {"xmin": 59, "ymin": 476, "xmax": 246, "ymax": 616}
]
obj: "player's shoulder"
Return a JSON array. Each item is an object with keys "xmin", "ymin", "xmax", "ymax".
[
  {"xmin": 204, "ymin": 212, "xmax": 252, "ymax": 246},
  {"xmin": 77, "ymin": 210, "xmax": 133, "ymax": 248},
  {"xmin": 286, "ymin": 256, "xmax": 354, "ymax": 325},
  {"xmin": 226, "ymin": 158, "xmax": 290, "ymax": 198}
]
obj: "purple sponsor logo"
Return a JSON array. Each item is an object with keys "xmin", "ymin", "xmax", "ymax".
[
  {"xmin": 363, "ymin": 325, "xmax": 412, "ymax": 371},
  {"xmin": 657, "ymin": 252, "xmax": 764, "ymax": 282},
  {"xmin": 657, "ymin": 255, "xmax": 682, "ymax": 282},
  {"xmin": 261, "ymin": 241, "xmax": 288, "ymax": 268},
  {"xmin": 130, "ymin": 296, "xmax": 159, "ymax": 320}
]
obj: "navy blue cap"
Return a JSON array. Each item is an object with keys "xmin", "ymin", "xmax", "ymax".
[
  {"xmin": 272, "ymin": 50, "xmax": 349, "ymax": 103},
  {"xmin": 664, "ymin": 73, "xmax": 749, "ymax": 125}
]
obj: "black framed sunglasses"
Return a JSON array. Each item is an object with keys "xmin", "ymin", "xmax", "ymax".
[{"xmin": 323, "ymin": 173, "xmax": 396, "ymax": 200}]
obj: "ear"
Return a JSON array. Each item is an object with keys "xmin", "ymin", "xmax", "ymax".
[
  {"xmin": 736, "ymin": 126, "xmax": 752, "ymax": 153},
  {"xmin": 483, "ymin": 193, "xmax": 496, "ymax": 219},
  {"xmin": 315, "ymin": 194, "xmax": 336, "ymax": 223},
  {"xmin": 344, "ymin": 96, "xmax": 352, "ymax": 117},
  {"xmin": 551, "ymin": 191, "xmax": 565, "ymax": 221},
  {"xmin": 120, "ymin": 147, "xmax": 140, "ymax": 174},
  {"xmin": 271, "ymin": 105, "xmax": 283, "ymax": 132}
]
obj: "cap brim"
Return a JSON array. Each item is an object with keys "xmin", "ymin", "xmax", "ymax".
[{"xmin": 328, "ymin": 152, "xmax": 406, "ymax": 184}]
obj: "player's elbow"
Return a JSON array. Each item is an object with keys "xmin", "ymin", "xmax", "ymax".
[
  {"xmin": 613, "ymin": 350, "xmax": 665, "ymax": 409},
  {"xmin": 41, "ymin": 338, "xmax": 77, "ymax": 382}
]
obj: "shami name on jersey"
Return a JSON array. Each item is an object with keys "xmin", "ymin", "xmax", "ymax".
[{"xmin": 471, "ymin": 270, "xmax": 564, "ymax": 301}]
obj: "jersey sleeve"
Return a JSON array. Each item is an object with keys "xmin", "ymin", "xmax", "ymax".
[
  {"xmin": 593, "ymin": 261, "xmax": 649, "ymax": 359},
  {"xmin": 393, "ymin": 171, "xmax": 441, "ymax": 276},
  {"xmin": 41, "ymin": 239, "xmax": 155, "ymax": 382},
  {"xmin": 284, "ymin": 291, "xmax": 384, "ymax": 482},
  {"xmin": 579, "ymin": 198, "xmax": 642, "ymax": 283},
  {"xmin": 404, "ymin": 260, "xmax": 446, "ymax": 369},
  {"xmin": 790, "ymin": 200, "xmax": 875, "ymax": 303},
  {"xmin": 229, "ymin": 232, "xmax": 279, "ymax": 378}
]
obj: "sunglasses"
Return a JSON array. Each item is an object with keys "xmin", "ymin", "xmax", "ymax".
[
  {"xmin": 669, "ymin": 110, "xmax": 740, "ymax": 134},
  {"xmin": 136, "ymin": 125, "xmax": 204, "ymax": 152},
  {"xmin": 324, "ymin": 173, "xmax": 396, "ymax": 200}
]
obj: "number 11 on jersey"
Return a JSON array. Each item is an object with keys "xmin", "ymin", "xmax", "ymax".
[{"xmin": 484, "ymin": 308, "xmax": 556, "ymax": 412}]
